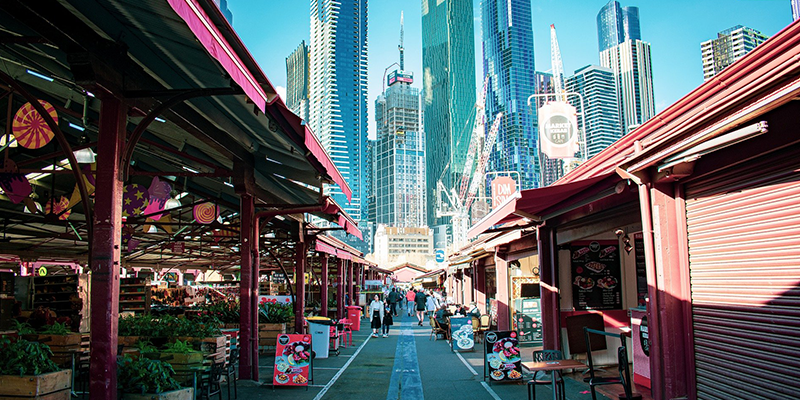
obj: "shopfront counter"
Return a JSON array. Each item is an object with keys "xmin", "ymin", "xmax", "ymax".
[{"xmin": 630, "ymin": 307, "xmax": 650, "ymax": 388}]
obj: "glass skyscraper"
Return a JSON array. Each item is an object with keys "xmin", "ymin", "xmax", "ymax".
[
  {"xmin": 375, "ymin": 82, "xmax": 426, "ymax": 228},
  {"xmin": 701, "ymin": 26, "xmax": 768, "ymax": 80},
  {"xmin": 309, "ymin": 0, "xmax": 368, "ymax": 250},
  {"xmin": 422, "ymin": 0, "xmax": 476, "ymax": 227},
  {"xmin": 482, "ymin": 0, "xmax": 538, "ymax": 191},
  {"xmin": 286, "ymin": 41, "xmax": 309, "ymax": 122},
  {"xmin": 565, "ymin": 65, "xmax": 621, "ymax": 159},
  {"xmin": 597, "ymin": 0, "xmax": 640, "ymax": 53}
]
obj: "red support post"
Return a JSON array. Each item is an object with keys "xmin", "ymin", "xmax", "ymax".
[
  {"xmin": 320, "ymin": 256, "xmax": 329, "ymax": 317},
  {"xmin": 538, "ymin": 226, "xmax": 561, "ymax": 351},
  {"xmin": 337, "ymin": 258, "xmax": 345, "ymax": 319},
  {"xmin": 294, "ymin": 238, "xmax": 307, "ymax": 334},
  {"xmin": 238, "ymin": 194, "xmax": 255, "ymax": 380},
  {"xmin": 347, "ymin": 260, "xmax": 353, "ymax": 306},
  {"xmin": 89, "ymin": 95, "xmax": 125, "ymax": 400},
  {"xmin": 251, "ymin": 206, "xmax": 259, "ymax": 381},
  {"xmin": 494, "ymin": 254, "xmax": 511, "ymax": 331},
  {"xmin": 475, "ymin": 261, "xmax": 487, "ymax": 314}
]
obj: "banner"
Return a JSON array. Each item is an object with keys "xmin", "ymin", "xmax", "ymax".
[
  {"xmin": 538, "ymin": 101, "xmax": 579, "ymax": 159},
  {"xmin": 484, "ymin": 331, "xmax": 523, "ymax": 382},
  {"xmin": 490, "ymin": 176, "xmax": 517, "ymax": 209},
  {"xmin": 450, "ymin": 317, "xmax": 475, "ymax": 352},
  {"xmin": 272, "ymin": 334, "xmax": 311, "ymax": 386}
]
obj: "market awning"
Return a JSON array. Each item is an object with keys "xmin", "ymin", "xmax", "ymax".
[{"xmin": 468, "ymin": 173, "xmax": 616, "ymax": 239}]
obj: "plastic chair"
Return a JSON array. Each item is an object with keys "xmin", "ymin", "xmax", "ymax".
[
  {"xmin": 527, "ymin": 350, "xmax": 566, "ymax": 400},
  {"xmin": 584, "ymin": 328, "xmax": 641, "ymax": 400},
  {"xmin": 337, "ymin": 318, "xmax": 353, "ymax": 347}
]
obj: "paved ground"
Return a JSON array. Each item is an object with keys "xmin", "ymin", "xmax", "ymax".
[{"xmin": 237, "ymin": 310, "xmax": 614, "ymax": 400}]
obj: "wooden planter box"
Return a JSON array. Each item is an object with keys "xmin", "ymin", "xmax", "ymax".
[
  {"xmin": 257, "ymin": 323, "xmax": 285, "ymax": 347},
  {"xmin": 174, "ymin": 336, "xmax": 226, "ymax": 364},
  {"xmin": 121, "ymin": 387, "xmax": 193, "ymax": 400},
  {"xmin": 145, "ymin": 352, "xmax": 204, "ymax": 385},
  {"xmin": 0, "ymin": 369, "xmax": 72, "ymax": 399},
  {"xmin": 22, "ymin": 334, "xmax": 82, "ymax": 367}
]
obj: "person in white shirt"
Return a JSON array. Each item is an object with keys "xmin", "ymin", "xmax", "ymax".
[
  {"xmin": 425, "ymin": 290, "xmax": 438, "ymax": 317},
  {"xmin": 367, "ymin": 294, "xmax": 384, "ymax": 338}
]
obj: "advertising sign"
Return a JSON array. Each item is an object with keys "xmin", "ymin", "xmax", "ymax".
[
  {"xmin": 387, "ymin": 70, "xmax": 414, "ymax": 86},
  {"xmin": 435, "ymin": 249, "xmax": 446, "ymax": 263},
  {"xmin": 538, "ymin": 101, "xmax": 579, "ymax": 159},
  {"xmin": 570, "ymin": 241, "xmax": 622, "ymax": 310},
  {"xmin": 634, "ymin": 233, "xmax": 648, "ymax": 308},
  {"xmin": 259, "ymin": 295, "xmax": 292, "ymax": 306},
  {"xmin": 490, "ymin": 176, "xmax": 517, "ymax": 209},
  {"xmin": 513, "ymin": 298, "xmax": 542, "ymax": 345},
  {"xmin": 272, "ymin": 333, "xmax": 311, "ymax": 387},
  {"xmin": 450, "ymin": 317, "xmax": 475, "ymax": 352},
  {"xmin": 484, "ymin": 331, "xmax": 523, "ymax": 382}
]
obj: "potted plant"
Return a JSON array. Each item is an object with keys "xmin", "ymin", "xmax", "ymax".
[
  {"xmin": 172, "ymin": 316, "xmax": 225, "ymax": 364},
  {"xmin": 117, "ymin": 354, "xmax": 192, "ymax": 400},
  {"xmin": 0, "ymin": 336, "xmax": 72, "ymax": 399},
  {"xmin": 258, "ymin": 302, "xmax": 295, "ymax": 348},
  {"xmin": 143, "ymin": 340, "xmax": 203, "ymax": 386},
  {"xmin": 18, "ymin": 321, "xmax": 82, "ymax": 367}
]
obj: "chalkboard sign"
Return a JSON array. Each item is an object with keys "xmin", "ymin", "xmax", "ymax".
[
  {"xmin": 571, "ymin": 241, "xmax": 622, "ymax": 310},
  {"xmin": 634, "ymin": 233, "xmax": 648, "ymax": 307}
]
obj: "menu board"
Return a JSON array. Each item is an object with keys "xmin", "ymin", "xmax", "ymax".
[
  {"xmin": 272, "ymin": 334, "xmax": 311, "ymax": 387},
  {"xmin": 450, "ymin": 317, "xmax": 475, "ymax": 352},
  {"xmin": 484, "ymin": 331, "xmax": 523, "ymax": 382},
  {"xmin": 571, "ymin": 241, "xmax": 622, "ymax": 310}
]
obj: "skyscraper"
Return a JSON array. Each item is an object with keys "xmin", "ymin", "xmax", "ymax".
[
  {"xmin": 793, "ymin": 0, "xmax": 800, "ymax": 20},
  {"xmin": 598, "ymin": 1, "xmax": 654, "ymax": 135},
  {"xmin": 482, "ymin": 0, "xmax": 538, "ymax": 190},
  {"xmin": 308, "ymin": 0, "xmax": 368, "ymax": 237},
  {"xmin": 597, "ymin": 0, "xmax": 640, "ymax": 53},
  {"xmin": 286, "ymin": 41, "xmax": 309, "ymax": 122},
  {"xmin": 565, "ymin": 65, "xmax": 621, "ymax": 159},
  {"xmin": 375, "ymin": 14, "xmax": 426, "ymax": 229},
  {"xmin": 701, "ymin": 26, "xmax": 768, "ymax": 80},
  {"xmin": 212, "ymin": 0, "xmax": 233, "ymax": 24},
  {"xmin": 422, "ymin": 0, "xmax": 476, "ymax": 228}
]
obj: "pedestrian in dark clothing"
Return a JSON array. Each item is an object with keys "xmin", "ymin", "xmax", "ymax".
[
  {"xmin": 382, "ymin": 299, "xmax": 393, "ymax": 337},
  {"xmin": 414, "ymin": 289, "xmax": 427, "ymax": 326},
  {"xmin": 388, "ymin": 288, "xmax": 399, "ymax": 316}
]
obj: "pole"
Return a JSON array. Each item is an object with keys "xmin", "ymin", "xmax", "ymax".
[
  {"xmin": 320, "ymin": 256, "xmax": 329, "ymax": 317},
  {"xmin": 238, "ymin": 193, "xmax": 255, "ymax": 380}
]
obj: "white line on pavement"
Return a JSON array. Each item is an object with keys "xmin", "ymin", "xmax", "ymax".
[
  {"xmin": 313, "ymin": 367, "xmax": 342, "ymax": 370},
  {"xmin": 455, "ymin": 351, "xmax": 478, "ymax": 376},
  {"xmin": 312, "ymin": 334, "xmax": 372, "ymax": 400},
  {"xmin": 480, "ymin": 381, "xmax": 503, "ymax": 400}
]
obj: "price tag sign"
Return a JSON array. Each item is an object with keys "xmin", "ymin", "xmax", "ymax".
[{"xmin": 37, "ymin": 266, "xmax": 47, "ymax": 276}]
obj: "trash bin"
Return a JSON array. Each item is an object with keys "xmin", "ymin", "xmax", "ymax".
[
  {"xmin": 306, "ymin": 316, "xmax": 334, "ymax": 359},
  {"xmin": 346, "ymin": 305, "xmax": 362, "ymax": 331}
]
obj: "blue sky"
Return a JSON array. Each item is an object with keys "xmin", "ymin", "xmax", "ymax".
[{"xmin": 228, "ymin": 1, "xmax": 791, "ymax": 138}]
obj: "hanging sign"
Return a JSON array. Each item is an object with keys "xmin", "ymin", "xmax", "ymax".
[
  {"xmin": 490, "ymin": 176, "xmax": 517, "ymax": 209},
  {"xmin": 273, "ymin": 334, "xmax": 311, "ymax": 387},
  {"xmin": 538, "ymin": 101, "xmax": 579, "ymax": 159},
  {"xmin": 12, "ymin": 100, "xmax": 57, "ymax": 149},
  {"xmin": 450, "ymin": 317, "xmax": 475, "ymax": 352},
  {"xmin": 122, "ymin": 184, "xmax": 150, "ymax": 217},
  {"xmin": 484, "ymin": 331, "xmax": 523, "ymax": 381},
  {"xmin": 193, "ymin": 202, "xmax": 218, "ymax": 224}
]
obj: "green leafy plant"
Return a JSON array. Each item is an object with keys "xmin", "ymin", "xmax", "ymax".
[
  {"xmin": 161, "ymin": 340, "xmax": 197, "ymax": 354},
  {"xmin": 258, "ymin": 302, "xmax": 295, "ymax": 323},
  {"xmin": 0, "ymin": 336, "xmax": 60, "ymax": 376},
  {"xmin": 117, "ymin": 354, "xmax": 181, "ymax": 394},
  {"xmin": 199, "ymin": 299, "xmax": 240, "ymax": 324},
  {"xmin": 11, "ymin": 320, "xmax": 35, "ymax": 335},
  {"xmin": 134, "ymin": 340, "xmax": 158, "ymax": 354},
  {"xmin": 39, "ymin": 322, "xmax": 71, "ymax": 336}
]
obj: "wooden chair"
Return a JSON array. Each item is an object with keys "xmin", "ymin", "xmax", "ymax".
[
  {"xmin": 527, "ymin": 350, "xmax": 566, "ymax": 400},
  {"xmin": 584, "ymin": 328, "xmax": 641, "ymax": 400},
  {"xmin": 429, "ymin": 316, "xmax": 447, "ymax": 341},
  {"xmin": 479, "ymin": 314, "xmax": 491, "ymax": 337},
  {"xmin": 471, "ymin": 317, "xmax": 481, "ymax": 343}
]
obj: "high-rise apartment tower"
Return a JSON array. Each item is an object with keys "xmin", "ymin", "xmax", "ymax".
[
  {"xmin": 286, "ymin": 41, "xmax": 309, "ymax": 122},
  {"xmin": 565, "ymin": 65, "xmax": 621, "ymax": 159},
  {"xmin": 701, "ymin": 26, "xmax": 768, "ymax": 80}
]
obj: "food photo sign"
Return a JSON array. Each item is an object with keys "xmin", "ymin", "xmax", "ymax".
[
  {"xmin": 570, "ymin": 240, "xmax": 622, "ymax": 310},
  {"xmin": 449, "ymin": 317, "xmax": 475, "ymax": 352},
  {"xmin": 272, "ymin": 334, "xmax": 311, "ymax": 387},
  {"xmin": 483, "ymin": 331, "xmax": 523, "ymax": 382}
]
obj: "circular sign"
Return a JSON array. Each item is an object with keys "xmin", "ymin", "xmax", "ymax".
[
  {"xmin": 12, "ymin": 100, "xmax": 58, "ymax": 149},
  {"xmin": 543, "ymin": 114, "xmax": 575, "ymax": 145},
  {"xmin": 485, "ymin": 332, "xmax": 498, "ymax": 343},
  {"xmin": 193, "ymin": 202, "xmax": 218, "ymax": 224},
  {"xmin": 37, "ymin": 266, "xmax": 47, "ymax": 276},
  {"xmin": 435, "ymin": 249, "xmax": 445, "ymax": 263}
]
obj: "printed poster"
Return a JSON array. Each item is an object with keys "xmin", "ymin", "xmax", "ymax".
[
  {"xmin": 484, "ymin": 331, "xmax": 523, "ymax": 382},
  {"xmin": 571, "ymin": 241, "xmax": 622, "ymax": 310},
  {"xmin": 272, "ymin": 334, "xmax": 311, "ymax": 386},
  {"xmin": 449, "ymin": 317, "xmax": 475, "ymax": 352}
]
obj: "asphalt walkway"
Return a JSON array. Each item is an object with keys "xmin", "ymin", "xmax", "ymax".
[{"xmin": 240, "ymin": 309, "xmax": 612, "ymax": 400}]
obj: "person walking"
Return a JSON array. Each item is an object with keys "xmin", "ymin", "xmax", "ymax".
[
  {"xmin": 382, "ymin": 299, "xmax": 393, "ymax": 337},
  {"xmin": 388, "ymin": 288, "xmax": 399, "ymax": 316},
  {"xmin": 368, "ymin": 294, "xmax": 384, "ymax": 338},
  {"xmin": 414, "ymin": 289, "xmax": 427, "ymax": 326},
  {"xmin": 406, "ymin": 288, "xmax": 416, "ymax": 316},
  {"xmin": 425, "ymin": 290, "xmax": 438, "ymax": 317}
]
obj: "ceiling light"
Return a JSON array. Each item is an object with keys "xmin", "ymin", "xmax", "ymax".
[
  {"xmin": 223, "ymin": 181, "xmax": 234, "ymax": 188},
  {"xmin": 182, "ymin": 166, "xmax": 199, "ymax": 174},
  {"xmin": 154, "ymin": 117, "xmax": 166, "ymax": 123},
  {"xmin": 68, "ymin": 123, "xmax": 85, "ymax": 132},
  {"xmin": 73, "ymin": 148, "xmax": 96, "ymax": 163},
  {"xmin": 26, "ymin": 69, "xmax": 54, "ymax": 82}
]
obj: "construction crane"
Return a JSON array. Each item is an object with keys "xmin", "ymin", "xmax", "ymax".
[
  {"xmin": 550, "ymin": 24, "xmax": 567, "ymax": 102},
  {"xmin": 436, "ymin": 77, "xmax": 502, "ymax": 249}
]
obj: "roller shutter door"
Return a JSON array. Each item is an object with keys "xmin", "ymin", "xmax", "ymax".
[{"xmin": 684, "ymin": 149, "xmax": 800, "ymax": 400}]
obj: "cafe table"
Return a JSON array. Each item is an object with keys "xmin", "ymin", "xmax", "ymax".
[{"xmin": 522, "ymin": 359, "xmax": 586, "ymax": 400}]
